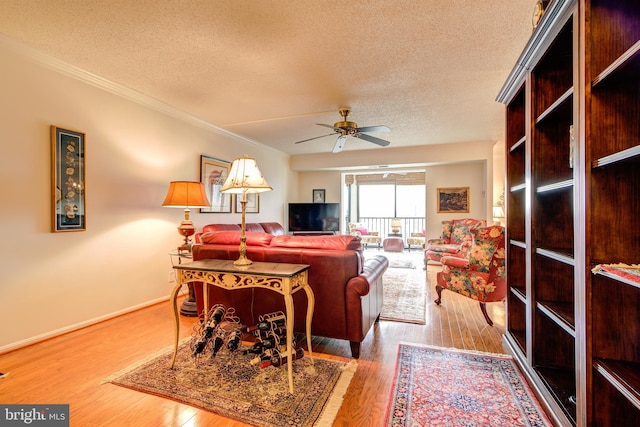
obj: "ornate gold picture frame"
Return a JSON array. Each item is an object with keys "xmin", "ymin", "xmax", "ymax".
[{"xmin": 437, "ymin": 187, "xmax": 470, "ymax": 213}]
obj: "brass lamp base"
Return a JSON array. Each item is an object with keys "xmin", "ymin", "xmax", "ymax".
[
  {"xmin": 233, "ymin": 236, "xmax": 252, "ymax": 266},
  {"xmin": 233, "ymin": 254, "xmax": 253, "ymax": 266}
]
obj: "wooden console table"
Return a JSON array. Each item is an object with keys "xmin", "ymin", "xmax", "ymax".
[{"xmin": 169, "ymin": 259, "xmax": 314, "ymax": 393}]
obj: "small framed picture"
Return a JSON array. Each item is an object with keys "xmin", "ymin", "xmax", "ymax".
[
  {"xmin": 235, "ymin": 193, "xmax": 260, "ymax": 213},
  {"xmin": 437, "ymin": 187, "xmax": 470, "ymax": 213},
  {"xmin": 200, "ymin": 155, "xmax": 232, "ymax": 213},
  {"xmin": 51, "ymin": 126, "xmax": 86, "ymax": 232},
  {"xmin": 313, "ymin": 189, "xmax": 325, "ymax": 203}
]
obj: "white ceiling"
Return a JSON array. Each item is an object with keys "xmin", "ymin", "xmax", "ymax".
[{"xmin": 0, "ymin": 1, "xmax": 534, "ymax": 156}]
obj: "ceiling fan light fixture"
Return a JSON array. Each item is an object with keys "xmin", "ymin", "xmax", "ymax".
[{"xmin": 293, "ymin": 108, "xmax": 391, "ymax": 152}]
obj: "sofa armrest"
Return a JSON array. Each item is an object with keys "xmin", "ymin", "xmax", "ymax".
[
  {"xmin": 347, "ymin": 255, "xmax": 389, "ymax": 296},
  {"xmin": 345, "ymin": 255, "xmax": 389, "ymax": 352}
]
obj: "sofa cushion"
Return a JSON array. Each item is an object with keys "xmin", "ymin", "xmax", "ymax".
[
  {"xmin": 202, "ymin": 224, "xmax": 241, "ymax": 233},
  {"xmin": 259, "ymin": 222, "xmax": 286, "ymax": 236},
  {"xmin": 270, "ymin": 235, "xmax": 362, "ymax": 251},
  {"xmin": 355, "ymin": 227, "xmax": 369, "ymax": 235},
  {"xmin": 199, "ymin": 231, "xmax": 273, "ymax": 246},
  {"xmin": 244, "ymin": 223, "xmax": 266, "ymax": 232}
]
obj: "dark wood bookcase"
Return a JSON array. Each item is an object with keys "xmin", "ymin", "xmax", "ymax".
[{"xmin": 497, "ymin": 0, "xmax": 640, "ymax": 425}]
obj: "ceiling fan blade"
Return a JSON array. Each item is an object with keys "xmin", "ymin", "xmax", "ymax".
[
  {"xmin": 356, "ymin": 133, "xmax": 391, "ymax": 147},
  {"xmin": 294, "ymin": 133, "xmax": 336, "ymax": 144},
  {"xmin": 332, "ymin": 135, "xmax": 347, "ymax": 153},
  {"xmin": 355, "ymin": 125, "xmax": 390, "ymax": 133},
  {"xmin": 316, "ymin": 123, "xmax": 340, "ymax": 131}
]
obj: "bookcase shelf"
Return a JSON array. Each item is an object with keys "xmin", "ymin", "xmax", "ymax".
[{"xmin": 497, "ymin": 0, "xmax": 640, "ymax": 424}]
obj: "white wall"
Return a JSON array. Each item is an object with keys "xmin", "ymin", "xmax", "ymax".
[
  {"xmin": 0, "ymin": 40, "xmax": 293, "ymax": 351},
  {"xmin": 423, "ymin": 162, "xmax": 486, "ymax": 238}
]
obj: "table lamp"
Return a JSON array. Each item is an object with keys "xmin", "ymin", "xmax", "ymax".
[
  {"xmin": 162, "ymin": 181, "xmax": 210, "ymax": 252},
  {"xmin": 221, "ymin": 155, "xmax": 272, "ymax": 266},
  {"xmin": 391, "ymin": 218, "xmax": 402, "ymax": 234},
  {"xmin": 493, "ymin": 205, "xmax": 505, "ymax": 226}
]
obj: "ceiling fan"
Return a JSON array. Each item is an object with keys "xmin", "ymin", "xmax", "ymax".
[{"xmin": 294, "ymin": 108, "xmax": 391, "ymax": 153}]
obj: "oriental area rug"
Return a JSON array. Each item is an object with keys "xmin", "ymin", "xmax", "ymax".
[
  {"xmin": 104, "ymin": 340, "xmax": 357, "ymax": 427},
  {"xmin": 376, "ymin": 251, "xmax": 427, "ymax": 324},
  {"xmin": 386, "ymin": 343, "xmax": 552, "ymax": 427}
]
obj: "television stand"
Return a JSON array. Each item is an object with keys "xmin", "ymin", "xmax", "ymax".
[{"xmin": 291, "ymin": 231, "xmax": 336, "ymax": 236}]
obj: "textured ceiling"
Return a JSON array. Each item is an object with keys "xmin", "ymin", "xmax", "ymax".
[{"xmin": 0, "ymin": 0, "xmax": 534, "ymax": 155}]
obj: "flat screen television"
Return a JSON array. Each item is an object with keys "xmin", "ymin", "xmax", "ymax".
[{"xmin": 288, "ymin": 203, "xmax": 340, "ymax": 232}]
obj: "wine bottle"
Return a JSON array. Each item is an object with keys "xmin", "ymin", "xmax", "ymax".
[
  {"xmin": 250, "ymin": 349, "xmax": 273, "ymax": 365},
  {"xmin": 208, "ymin": 305, "xmax": 226, "ymax": 326},
  {"xmin": 242, "ymin": 341, "xmax": 264, "ymax": 355},
  {"xmin": 226, "ymin": 330, "xmax": 241, "ymax": 352},
  {"xmin": 241, "ymin": 317, "xmax": 285, "ymax": 333},
  {"xmin": 268, "ymin": 347, "xmax": 305, "ymax": 368},
  {"xmin": 260, "ymin": 337, "xmax": 278, "ymax": 350},
  {"xmin": 211, "ymin": 336, "xmax": 224, "ymax": 358},
  {"xmin": 192, "ymin": 305, "xmax": 226, "ymax": 356}
]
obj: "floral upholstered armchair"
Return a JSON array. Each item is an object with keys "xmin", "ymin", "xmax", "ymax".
[
  {"xmin": 435, "ymin": 225, "xmax": 506, "ymax": 326},
  {"xmin": 424, "ymin": 218, "xmax": 486, "ymax": 263},
  {"xmin": 348, "ymin": 222, "xmax": 381, "ymax": 248}
]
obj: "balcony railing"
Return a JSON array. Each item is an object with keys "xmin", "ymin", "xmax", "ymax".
[{"xmin": 350, "ymin": 217, "xmax": 425, "ymax": 242}]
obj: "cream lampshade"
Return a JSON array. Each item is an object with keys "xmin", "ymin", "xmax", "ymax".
[
  {"xmin": 221, "ymin": 155, "xmax": 273, "ymax": 266},
  {"xmin": 162, "ymin": 181, "xmax": 210, "ymax": 252},
  {"xmin": 492, "ymin": 206, "xmax": 505, "ymax": 226},
  {"xmin": 390, "ymin": 218, "xmax": 402, "ymax": 234}
]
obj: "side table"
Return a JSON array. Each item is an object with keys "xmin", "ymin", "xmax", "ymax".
[
  {"xmin": 169, "ymin": 258, "xmax": 314, "ymax": 393},
  {"xmin": 168, "ymin": 250, "xmax": 198, "ymax": 317}
]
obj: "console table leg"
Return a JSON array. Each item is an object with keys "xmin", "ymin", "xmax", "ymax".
[
  {"xmin": 169, "ymin": 280, "xmax": 183, "ymax": 369},
  {"xmin": 303, "ymin": 284, "xmax": 315, "ymax": 363},
  {"xmin": 284, "ymin": 293, "xmax": 295, "ymax": 393}
]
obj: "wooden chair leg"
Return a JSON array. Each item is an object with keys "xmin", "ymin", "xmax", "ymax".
[
  {"xmin": 479, "ymin": 302, "xmax": 494, "ymax": 326},
  {"xmin": 434, "ymin": 284, "xmax": 444, "ymax": 305}
]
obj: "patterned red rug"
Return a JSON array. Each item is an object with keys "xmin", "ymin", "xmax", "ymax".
[{"xmin": 386, "ymin": 343, "xmax": 552, "ymax": 426}]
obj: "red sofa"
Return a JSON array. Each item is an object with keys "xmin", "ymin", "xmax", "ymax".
[{"xmin": 191, "ymin": 223, "xmax": 389, "ymax": 358}]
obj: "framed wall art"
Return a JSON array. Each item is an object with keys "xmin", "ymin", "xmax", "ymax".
[
  {"xmin": 235, "ymin": 193, "xmax": 260, "ymax": 213},
  {"xmin": 200, "ymin": 155, "xmax": 232, "ymax": 213},
  {"xmin": 437, "ymin": 187, "xmax": 470, "ymax": 213},
  {"xmin": 313, "ymin": 189, "xmax": 325, "ymax": 203},
  {"xmin": 51, "ymin": 126, "xmax": 86, "ymax": 232}
]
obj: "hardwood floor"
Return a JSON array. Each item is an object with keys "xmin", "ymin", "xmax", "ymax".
[{"xmin": 0, "ymin": 256, "xmax": 506, "ymax": 426}]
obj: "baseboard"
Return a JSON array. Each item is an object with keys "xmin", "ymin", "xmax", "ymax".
[{"xmin": 0, "ymin": 295, "xmax": 170, "ymax": 355}]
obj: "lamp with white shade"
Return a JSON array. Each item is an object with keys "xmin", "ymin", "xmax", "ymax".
[
  {"xmin": 492, "ymin": 205, "xmax": 505, "ymax": 226},
  {"xmin": 221, "ymin": 155, "xmax": 272, "ymax": 266}
]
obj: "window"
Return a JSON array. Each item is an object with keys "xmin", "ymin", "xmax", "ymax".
[{"xmin": 358, "ymin": 183, "xmax": 425, "ymax": 218}]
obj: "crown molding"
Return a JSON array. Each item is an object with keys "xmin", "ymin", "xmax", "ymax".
[{"xmin": 0, "ymin": 34, "xmax": 281, "ymax": 154}]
